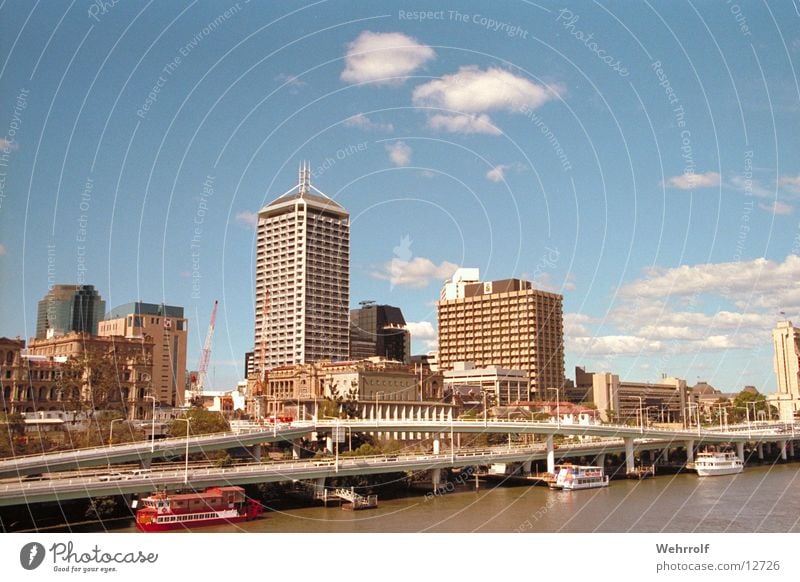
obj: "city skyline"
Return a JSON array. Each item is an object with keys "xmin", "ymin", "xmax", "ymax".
[{"xmin": 1, "ymin": 2, "xmax": 799, "ymax": 394}]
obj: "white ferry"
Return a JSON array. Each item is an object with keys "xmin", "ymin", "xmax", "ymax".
[
  {"xmin": 550, "ymin": 464, "xmax": 609, "ymax": 490},
  {"xmin": 693, "ymin": 451, "xmax": 743, "ymax": 477}
]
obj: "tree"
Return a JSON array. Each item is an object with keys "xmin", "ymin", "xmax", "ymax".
[
  {"xmin": 170, "ymin": 408, "xmax": 229, "ymax": 436},
  {"xmin": 731, "ymin": 389, "xmax": 776, "ymax": 423}
]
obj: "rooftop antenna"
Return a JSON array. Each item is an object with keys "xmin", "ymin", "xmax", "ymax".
[{"xmin": 299, "ymin": 160, "xmax": 311, "ymax": 196}]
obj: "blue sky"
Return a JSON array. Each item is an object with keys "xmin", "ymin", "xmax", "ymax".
[{"xmin": 0, "ymin": 1, "xmax": 798, "ymax": 394}]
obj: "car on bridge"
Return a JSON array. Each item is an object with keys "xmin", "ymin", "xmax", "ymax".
[{"xmin": 98, "ymin": 472, "xmax": 126, "ymax": 482}]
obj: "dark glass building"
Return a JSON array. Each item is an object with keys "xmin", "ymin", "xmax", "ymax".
[
  {"xmin": 35, "ymin": 284, "xmax": 106, "ymax": 339},
  {"xmin": 349, "ymin": 302, "xmax": 410, "ymax": 363}
]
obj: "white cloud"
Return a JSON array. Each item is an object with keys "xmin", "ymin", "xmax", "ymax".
[
  {"xmin": 386, "ymin": 141, "xmax": 412, "ymax": 166},
  {"xmin": 344, "ymin": 113, "xmax": 394, "ymax": 132},
  {"xmin": 235, "ymin": 211, "xmax": 259, "ymax": 229},
  {"xmin": 564, "ymin": 313, "xmax": 593, "ymax": 338},
  {"xmin": 0, "ymin": 243, "xmax": 6, "ymax": 256},
  {"xmin": 412, "ymin": 66, "xmax": 558, "ymax": 114},
  {"xmin": 779, "ymin": 175, "xmax": 800, "ymax": 193},
  {"xmin": 275, "ymin": 73, "xmax": 307, "ymax": 91},
  {"xmin": 405, "ymin": 321, "xmax": 436, "ymax": 340},
  {"xmin": 486, "ymin": 164, "xmax": 511, "ymax": 182},
  {"xmin": 372, "ymin": 256, "xmax": 458, "ymax": 288},
  {"xmin": 341, "ymin": 31, "xmax": 434, "ymax": 85},
  {"xmin": 426, "ymin": 113, "xmax": 500, "ymax": 135},
  {"xmin": 569, "ymin": 335, "xmax": 663, "ymax": 356},
  {"xmin": 0, "ymin": 138, "xmax": 17, "ymax": 151},
  {"xmin": 665, "ymin": 171, "xmax": 721, "ymax": 190},
  {"xmin": 759, "ymin": 201, "xmax": 793, "ymax": 215},
  {"xmin": 727, "ymin": 175, "xmax": 772, "ymax": 198}
]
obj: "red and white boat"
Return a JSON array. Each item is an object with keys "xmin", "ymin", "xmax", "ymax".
[{"xmin": 135, "ymin": 486, "xmax": 263, "ymax": 532}]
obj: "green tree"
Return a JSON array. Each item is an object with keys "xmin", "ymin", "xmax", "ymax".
[
  {"xmin": 731, "ymin": 389, "xmax": 776, "ymax": 423},
  {"xmin": 170, "ymin": 408, "xmax": 229, "ymax": 436}
]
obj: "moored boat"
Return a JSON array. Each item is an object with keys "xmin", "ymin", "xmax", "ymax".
[
  {"xmin": 550, "ymin": 464, "xmax": 609, "ymax": 490},
  {"xmin": 135, "ymin": 486, "xmax": 263, "ymax": 532},
  {"xmin": 694, "ymin": 451, "xmax": 743, "ymax": 477}
]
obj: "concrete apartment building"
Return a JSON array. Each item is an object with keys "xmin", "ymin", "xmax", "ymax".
[
  {"xmin": 437, "ymin": 268, "xmax": 564, "ymax": 397},
  {"xmin": 254, "ymin": 162, "xmax": 349, "ymax": 375},
  {"xmin": 35, "ymin": 284, "xmax": 105, "ymax": 339},
  {"xmin": 574, "ymin": 366, "xmax": 687, "ymax": 425},
  {"xmin": 98, "ymin": 302, "xmax": 187, "ymax": 408},
  {"xmin": 770, "ymin": 320, "xmax": 800, "ymax": 421},
  {"xmin": 23, "ymin": 332, "xmax": 154, "ymax": 419}
]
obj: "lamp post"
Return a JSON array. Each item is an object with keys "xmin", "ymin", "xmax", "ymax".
[
  {"xmin": 716, "ymin": 402, "xmax": 727, "ymax": 431},
  {"xmin": 746, "ymin": 401, "xmax": 759, "ymax": 428},
  {"xmin": 635, "ymin": 396, "xmax": 644, "ymax": 433},
  {"xmin": 108, "ymin": 418, "xmax": 123, "ymax": 446},
  {"xmin": 732, "ymin": 406, "xmax": 751, "ymax": 438},
  {"xmin": 173, "ymin": 418, "xmax": 190, "ymax": 485},
  {"xmin": 144, "ymin": 395, "xmax": 157, "ymax": 453}
]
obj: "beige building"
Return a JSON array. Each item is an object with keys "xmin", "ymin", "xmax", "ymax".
[
  {"xmin": 437, "ymin": 269, "xmax": 564, "ymax": 396},
  {"xmin": 770, "ymin": 320, "xmax": 800, "ymax": 421},
  {"xmin": 25, "ymin": 332, "xmax": 154, "ymax": 419},
  {"xmin": 575, "ymin": 366, "xmax": 687, "ymax": 425},
  {"xmin": 98, "ymin": 302, "xmax": 187, "ymax": 408},
  {"xmin": 443, "ymin": 362, "xmax": 529, "ymax": 406},
  {"xmin": 254, "ymin": 162, "xmax": 349, "ymax": 374}
]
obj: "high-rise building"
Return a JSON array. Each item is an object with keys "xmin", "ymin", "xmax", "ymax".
[
  {"xmin": 437, "ymin": 268, "xmax": 564, "ymax": 397},
  {"xmin": 254, "ymin": 162, "xmax": 349, "ymax": 373},
  {"xmin": 35, "ymin": 284, "xmax": 105, "ymax": 339},
  {"xmin": 349, "ymin": 301, "xmax": 410, "ymax": 363},
  {"xmin": 98, "ymin": 302, "xmax": 188, "ymax": 407},
  {"xmin": 771, "ymin": 320, "xmax": 800, "ymax": 420}
]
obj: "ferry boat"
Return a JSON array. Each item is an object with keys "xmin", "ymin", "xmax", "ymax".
[
  {"xmin": 693, "ymin": 451, "xmax": 743, "ymax": 477},
  {"xmin": 135, "ymin": 486, "xmax": 263, "ymax": 532},
  {"xmin": 550, "ymin": 464, "xmax": 609, "ymax": 490}
]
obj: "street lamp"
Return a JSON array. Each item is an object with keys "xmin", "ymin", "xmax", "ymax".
[
  {"xmin": 715, "ymin": 402, "xmax": 728, "ymax": 431},
  {"xmin": 686, "ymin": 402, "xmax": 700, "ymax": 434},
  {"xmin": 732, "ymin": 406, "xmax": 751, "ymax": 438},
  {"xmin": 108, "ymin": 418, "xmax": 124, "ymax": 446},
  {"xmin": 173, "ymin": 418, "xmax": 190, "ymax": 485},
  {"xmin": 144, "ymin": 395, "xmax": 157, "ymax": 453},
  {"xmin": 635, "ymin": 396, "xmax": 644, "ymax": 433},
  {"xmin": 746, "ymin": 401, "xmax": 760, "ymax": 427}
]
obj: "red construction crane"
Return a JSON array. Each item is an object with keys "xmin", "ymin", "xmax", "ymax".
[{"xmin": 196, "ymin": 299, "xmax": 218, "ymax": 393}]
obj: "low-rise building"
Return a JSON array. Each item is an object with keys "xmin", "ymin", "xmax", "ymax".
[{"xmin": 443, "ymin": 362, "xmax": 530, "ymax": 407}]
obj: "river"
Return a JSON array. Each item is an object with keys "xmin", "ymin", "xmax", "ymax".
[{"xmin": 116, "ymin": 463, "xmax": 800, "ymax": 533}]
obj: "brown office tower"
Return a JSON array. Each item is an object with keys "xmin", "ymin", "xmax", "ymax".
[{"xmin": 437, "ymin": 268, "xmax": 564, "ymax": 398}]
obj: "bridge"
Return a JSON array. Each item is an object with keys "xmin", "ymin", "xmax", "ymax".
[
  {"xmin": 0, "ymin": 419, "xmax": 795, "ymax": 479},
  {"xmin": 0, "ymin": 418, "xmax": 797, "ymax": 507}
]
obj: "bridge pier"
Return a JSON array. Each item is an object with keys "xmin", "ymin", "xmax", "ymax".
[
  {"xmin": 790, "ymin": 441, "xmax": 796, "ymax": 458},
  {"xmin": 685, "ymin": 440, "xmax": 695, "ymax": 464},
  {"xmin": 313, "ymin": 477, "xmax": 325, "ymax": 498},
  {"xmin": 778, "ymin": 440, "xmax": 788, "ymax": 461},
  {"xmin": 757, "ymin": 443, "xmax": 764, "ymax": 460},
  {"xmin": 546, "ymin": 435, "xmax": 555, "ymax": 474},
  {"xmin": 326, "ymin": 436, "xmax": 334, "ymax": 454},
  {"xmin": 431, "ymin": 468, "xmax": 442, "ymax": 492},
  {"xmin": 433, "ymin": 437, "xmax": 440, "ymax": 455},
  {"xmin": 736, "ymin": 442, "xmax": 744, "ymax": 462},
  {"xmin": 522, "ymin": 460, "xmax": 532, "ymax": 475},
  {"xmin": 624, "ymin": 438, "xmax": 635, "ymax": 474},
  {"xmin": 292, "ymin": 441, "xmax": 301, "ymax": 460},
  {"xmin": 252, "ymin": 444, "xmax": 261, "ymax": 463}
]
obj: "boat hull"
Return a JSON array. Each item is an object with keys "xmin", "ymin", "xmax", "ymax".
[
  {"xmin": 696, "ymin": 466, "xmax": 743, "ymax": 477},
  {"xmin": 136, "ymin": 513, "xmax": 252, "ymax": 532}
]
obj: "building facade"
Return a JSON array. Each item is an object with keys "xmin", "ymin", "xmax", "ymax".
[
  {"xmin": 36, "ymin": 284, "xmax": 105, "ymax": 339},
  {"xmin": 349, "ymin": 302, "xmax": 410, "ymax": 363},
  {"xmin": 98, "ymin": 302, "xmax": 187, "ymax": 407},
  {"xmin": 437, "ymin": 269, "xmax": 564, "ymax": 396},
  {"xmin": 443, "ymin": 362, "xmax": 529, "ymax": 407},
  {"xmin": 771, "ymin": 320, "xmax": 800, "ymax": 420},
  {"xmin": 254, "ymin": 163, "xmax": 349, "ymax": 374},
  {"xmin": 23, "ymin": 333, "xmax": 154, "ymax": 419},
  {"xmin": 575, "ymin": 366, "xmax": 687, "ymax": 425}
]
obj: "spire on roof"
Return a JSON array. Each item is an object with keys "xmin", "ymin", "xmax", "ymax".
[{"xmin": 299, "ymin": 160, "xmax": 311, "ymax": 196}]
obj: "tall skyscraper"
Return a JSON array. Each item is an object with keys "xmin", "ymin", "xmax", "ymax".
[
  {"xmin": 254, "ymin": 162, "xmax": 349, "ymax": 373},
  {"xmin": 35, "ymin": 284, "xmax": 105, "ymax": 339},
  {"xmin": 350, "ymin": 301, "xmax": 410, "ymax": 363},
  {"xmin": 98, "ymin": 302, "xmax": 188, "ymax": 408},
  {"xmin": 771, "ymin": 320, "xmax": 800, "ymax": 420},
  {"xmin": 437, "ymin": 268, "xmax": 564, "ymax": 397}
]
